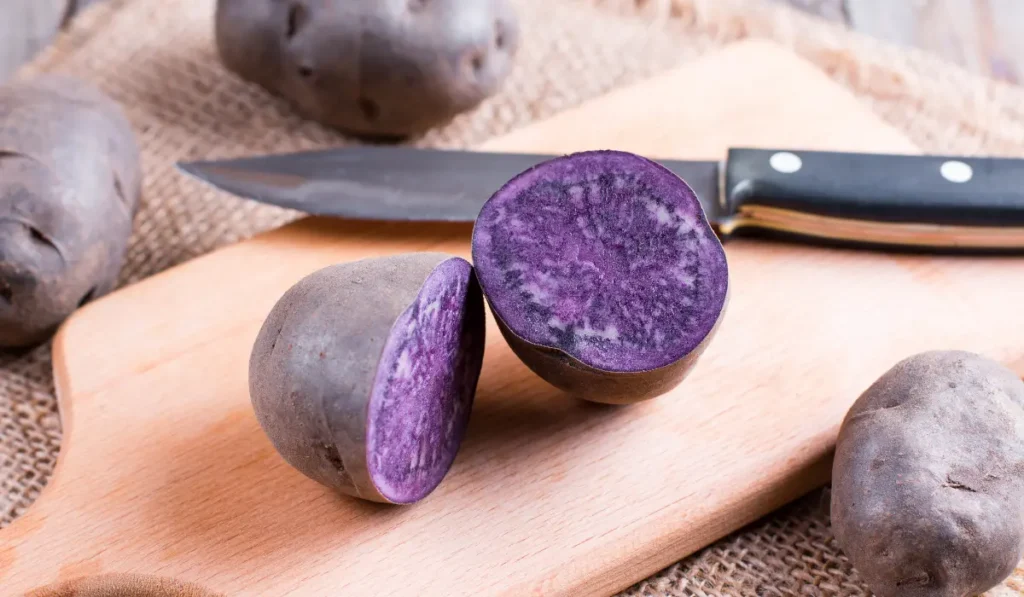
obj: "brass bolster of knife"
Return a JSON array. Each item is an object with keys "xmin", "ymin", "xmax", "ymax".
[{"xmin": 718, "ymin": 205, "xmax": 1024, "ymax": 249}]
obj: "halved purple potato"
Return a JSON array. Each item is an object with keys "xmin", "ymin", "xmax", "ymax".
[
  {"xmin": 248, "ymin": 253, "xmax": 486, "ymax": 504},
  {"xmin": 471, "ymin": 150, "xmax": 729, "ymax": 404}
]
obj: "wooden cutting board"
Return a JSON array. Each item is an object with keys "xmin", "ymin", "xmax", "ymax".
[{"xmin": 4, "ymin": 39, "xmax": 1023, "ymax": 597}]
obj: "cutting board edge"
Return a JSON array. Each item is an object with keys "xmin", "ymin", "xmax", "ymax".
[
  {"xmin": 544, "ymin": 450, "xmax": 837, "ymax": 597},
  {"xmin": 1, "ymin": 403, "xmax": 840, "ymax": 597}
]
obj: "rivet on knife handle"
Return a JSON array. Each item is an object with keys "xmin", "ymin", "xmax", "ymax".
[{"xmin": 719, "ymin": 148, "xmax": 1024, "ymax": 249}]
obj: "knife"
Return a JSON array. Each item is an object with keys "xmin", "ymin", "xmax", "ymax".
[{"xmin": 177, "ymin": 146, "xmax": 1024, "ymax": 251}]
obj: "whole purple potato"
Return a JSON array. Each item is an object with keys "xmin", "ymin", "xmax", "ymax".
[
  {"xmin": 470, "ymin": 150, "xmax": 730, "ymax": 405},
  {"xmin": 0, "ymin": 74, "xmax": 141, "ymax": 348},
  {"xmin": 831, "ymin": 350, "xmax": 1024, "ymax": 597},
  {"xmin": 214, "ymin": 0, "xmax": 519, "ymax": 139},
  {"xmin": 249, "ymin": 253, "xmax": 486, "ymax": 504}
]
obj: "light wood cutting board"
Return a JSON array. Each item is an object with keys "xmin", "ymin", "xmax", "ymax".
[{"xmin": 4, "ymin": 39, "xmax": 1023, "ymax": 597}]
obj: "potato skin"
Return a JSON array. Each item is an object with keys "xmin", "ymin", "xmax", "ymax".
[
  {"xmin": 491, "ymin": 290, "xmax": 728, "ymax": 405},
  {"xmin": 831, "ymin": 350, "xmax": 1024, "ymax": 597},
  {"xmin": 0, "ymin": 75, "xmax": 141, "ymax": 348},
  {"xmin": 248, "ymin": 252, "xmax": 485, "ymax": 504},
  {"xmin": 214, "ymin": 0, "xmax": 519, "ymax": 139}
]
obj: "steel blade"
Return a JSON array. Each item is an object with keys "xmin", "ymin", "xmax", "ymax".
[{"xmin": 177, "ymin": 146, "xmax": 722, "ymax": 223}]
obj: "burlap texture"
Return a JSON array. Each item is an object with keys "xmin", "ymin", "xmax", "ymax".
[{"xmin": 3, "ymin": 0, "xmax": 1024, "ymax": 594}]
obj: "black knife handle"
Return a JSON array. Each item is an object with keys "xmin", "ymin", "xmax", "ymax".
[{"xmin": 720, "ymin": 148, "xmax": 1024, "ymax": 249}]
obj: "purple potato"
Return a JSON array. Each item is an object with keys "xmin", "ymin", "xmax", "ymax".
[
  {"xmin": 0, "ymin": 74, "xmax": 141, "ymax": 348},
  {"xmin": 470, "ymin": 150, "xmax": 729, "ymax": 404},
  {"xmin": 249, "ymin": 253, "xmax": 486, "ymax": 504},
  {"xmin": 214, "ymin": 0, "xmax": 519, "ymax": 139},
  {"xmin": 831, "ymin": 350, "xmax": 1024, "ymax": 597}
]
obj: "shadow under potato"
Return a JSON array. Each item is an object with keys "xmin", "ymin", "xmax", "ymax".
[
  {"xmin": 454, "ymin": 357, "xmax": 632, "ymax": 474},
  {"xmin": 127, "ymin": 332, "xmax": 633, "ymax": 575}
]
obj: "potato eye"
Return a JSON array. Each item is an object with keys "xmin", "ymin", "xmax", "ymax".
[
  {"xmin": 286, "ymin": 3, "xmax": 308, "ymax": 40},
  {"xmin": 112, "ymin": 169, "xmax": 131, "ymax": 210},
  {"xmin": 28, "ymin": 225, "xmax": 47, "ymax": 245},
  {"xmin": 470, "ymin": 52, "xmax": 485, "ymax": 73},
  {"xmin": 357, "ymin": 96, "xmax": 379, "ymax": 122},
  {"xmin": 78, "ymin": 286, "xmax": 97, "ymax": 308},
  {"xmin": 494, "ymin": 21, "xmax": 506, "ymax": 49}
]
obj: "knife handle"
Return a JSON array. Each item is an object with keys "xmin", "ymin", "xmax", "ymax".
[{"xmin": 720, "ymin": 148, "xmax": 1024, "ymax": 249}]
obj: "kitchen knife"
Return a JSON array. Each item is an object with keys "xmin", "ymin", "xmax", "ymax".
[{"xmin": 177, "ymin": 146, "xmax": 1024, "ymax": 250}]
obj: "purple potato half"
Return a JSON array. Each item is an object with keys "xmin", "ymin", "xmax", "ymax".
[
  {"xmin": 471, "ymin": 150, "xmax": 729, "ymax": 404},
  {"xmin": 248, "ymin": 253, "xmax": 486, "ymax": 504}
]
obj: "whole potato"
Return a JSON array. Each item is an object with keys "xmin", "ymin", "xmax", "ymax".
[
  {"xmin": 215, "ymin": 0, "xmax": 520, "ymax": 139},
  {"xmin": 831, "ymin": 350, "xmax": 1024, "ymax": 597},
  {"xmin": 249, "ymin": 253, "xmax": 486, "ymax": 505},
  {"xmin": 0, "ymin": 75, "xmax": 141, "ymax": 348}
]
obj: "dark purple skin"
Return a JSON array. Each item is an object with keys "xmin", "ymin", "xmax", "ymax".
[
  {"xmin": 214, "ymin": 0, "xmax": 520, "ymax": 139},
  {"xmin": 831, "ymin": 350, "xmax": 1024, "ymax": 597},
  {"xmin": 471, "ymin": 150, "xmax": 729, "ymax": 404},
  {"xmin": 0, "ymin": 74, "xmax": 141, "ymax": 348},
  {"xmin": 248, "ymin": 253, "xmax": 486, "ymax": 504}
]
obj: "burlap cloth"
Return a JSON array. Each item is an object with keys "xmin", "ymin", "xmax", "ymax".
[{"xmin": 3, "ymin": 0, "xmax": 1024, "ymax": 594}]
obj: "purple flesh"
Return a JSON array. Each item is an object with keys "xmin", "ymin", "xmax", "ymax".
[
  {"xmin": 365, "ymin": 258, "xmax": 484, "ymax": 504},
  {"xmin": 472, "ymin": 150, "xmax": 728, "ymax": 373}
]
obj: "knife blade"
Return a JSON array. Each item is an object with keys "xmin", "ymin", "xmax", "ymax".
[{"xmin": 177, "ymin": 146, "xmax": 1024, "ymax": 250}]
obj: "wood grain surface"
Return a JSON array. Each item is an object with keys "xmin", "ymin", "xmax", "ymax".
[
  {"xmin": 3, "ymin": 40, "xmax": 1021, "ymax": 597},
  {"xmin": 778, "ymin": 0, "xmax": 1024, "ymax": 84}
]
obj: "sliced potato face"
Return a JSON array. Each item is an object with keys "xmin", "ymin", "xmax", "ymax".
[
  {"xmin": 470, "ymin": 150, "xmax": 730, "ymax": 404},
  {"xmin": 248, "ymin": 253, "xmax": 487, "ymax": 505}
]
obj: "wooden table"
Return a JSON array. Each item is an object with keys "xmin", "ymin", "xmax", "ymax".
[{"xmin": 776, "ymin": 0, "xmax": 1024, "ymax": 84}]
